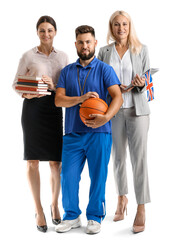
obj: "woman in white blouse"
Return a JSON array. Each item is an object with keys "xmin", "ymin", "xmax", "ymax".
[
  {"xmin": 98, "ymin": 10, "xmax": 151, "ymax": 233},
  {"xmin": 13, "ymin": 16, "xmax": 68, "ymax": 232}
]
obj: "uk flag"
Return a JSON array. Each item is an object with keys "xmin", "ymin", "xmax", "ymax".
[{"xmin": 145, "ymin": 69, "xmax": 154, "ymax": 102}]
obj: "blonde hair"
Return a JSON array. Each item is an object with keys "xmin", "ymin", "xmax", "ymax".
[{"xmin": 107, "ymin": 10, "xmax": 142, "ymax": 55}]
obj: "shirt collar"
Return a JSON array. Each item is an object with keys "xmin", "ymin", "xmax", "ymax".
[
  {"xmin": 34, "ymin": 46, "xmax": 57, "ymax": 54},
  {"xmin": 75, "ymin": 56, "xmax": 97, "ymax": 69}
]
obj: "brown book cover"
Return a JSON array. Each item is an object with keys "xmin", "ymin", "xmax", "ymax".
[
  {"xmin": 18, "ymin": 79, "xmax": 44, "ymax": 84},
  {"xmin": 15, "ymin": 86, "xmax": 48, "ymax": 91}
]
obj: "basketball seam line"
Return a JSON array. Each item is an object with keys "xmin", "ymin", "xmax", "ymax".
[
  {"xmin": 79, "ymin": 113, "xmax": 93, "ymax": 120},
  {"xmin": 80, "ymin": 107, "xmax": 105, "ymax": 113},
  {"xmin": 87, "ymin": 98, "xmax": 108, "ymax": 107}
]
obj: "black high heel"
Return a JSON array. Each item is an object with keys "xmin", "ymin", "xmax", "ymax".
[
  {"xmin": 50, "ymin": 205, "xmax": 61, "ymax": 225},
  {"xmin": 35, "ymin": 213, "xmax": 48, "ymax": 232}
]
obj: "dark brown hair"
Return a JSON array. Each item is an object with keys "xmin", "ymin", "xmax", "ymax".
[
  {"xmin": 36, "ymin": 15, "xmax": 57, "ymax": 31},
  {"xmin": 75, "ymin": 25, "xmax": 95, "ymax": 38}
]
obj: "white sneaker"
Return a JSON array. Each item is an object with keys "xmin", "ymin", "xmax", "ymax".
[
  {"xmin": 86, "ymin": 220, "xmax": 101, "ymax": 234},
  {"xmin": 55, "ymin": 217, "xmax": 81, "ymax": 233}
]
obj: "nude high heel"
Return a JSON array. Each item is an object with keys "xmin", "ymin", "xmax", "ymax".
[
  {"xmin": 113, "ymin": 196, "xmax": 128, "ymax": 222},
  {"xmin": 133, "ymin": 223, "xmax": 145, "ymax": 233},
  {"xmin": 133, "ymin": 208, "xmax": 145, "ymax": 233},
  {"xmin": 133, "ymin": 218, "xmax": 145, "ymax": 233}
]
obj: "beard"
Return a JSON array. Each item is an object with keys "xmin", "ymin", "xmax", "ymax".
[{"xmin": 77, "ymin": 49, "xmax": 95, "ymax": 60}]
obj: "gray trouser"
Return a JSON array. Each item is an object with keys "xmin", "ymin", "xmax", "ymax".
[{"xmin": 111, "ymin": 107, "xmax": 151, "ymax": 204}]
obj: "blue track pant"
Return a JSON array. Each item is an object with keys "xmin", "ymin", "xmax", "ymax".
[{"xmin": 61, "ymin": 132, "xmax": 112, "ymax": 223}]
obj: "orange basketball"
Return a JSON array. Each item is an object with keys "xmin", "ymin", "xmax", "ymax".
[{"xmin": 79, "ymin": 98, "xmax": 108, "ymax": 124}]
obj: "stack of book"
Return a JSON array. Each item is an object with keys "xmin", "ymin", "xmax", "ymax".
[{"xmin": 15, "ymin": 75, "xmax": 51, "ymax": 95}]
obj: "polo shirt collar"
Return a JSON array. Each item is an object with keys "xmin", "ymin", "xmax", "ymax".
[{"xmin": 76, "ymin": 56, "xmax": 97, "ymax": 69}]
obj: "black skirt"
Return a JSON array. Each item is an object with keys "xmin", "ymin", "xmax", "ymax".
[{"xmin": 21, "ymin": 92, "xmax": 62, "ymax": 161}]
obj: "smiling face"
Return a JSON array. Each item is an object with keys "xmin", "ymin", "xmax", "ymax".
[
  {"xmin": 112, "ymin": 15, "xmax": 130, "ymax": 42},
  {"xmin": 37, "ymin": 22, "xmax": 56, "ymax": 45},
  {"xmin": 75, "ymin": 33, "xmax": 97, "ymax": 61}
]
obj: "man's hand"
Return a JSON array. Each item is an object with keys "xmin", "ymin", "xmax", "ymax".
[
  {"xmin": 84, "ymin": 114, "xmax": 108, "ymax": 128},
  {"xmin": 80, "ymin": 92, "xmax": 99, "ymax": 103}
]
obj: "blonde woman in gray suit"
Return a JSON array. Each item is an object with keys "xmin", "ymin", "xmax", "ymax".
[{"xmin": 98, "ymin": 10, "xmax": 151, "ymax": 233}]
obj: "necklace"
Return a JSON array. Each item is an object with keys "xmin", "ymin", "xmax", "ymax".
[
  {"xmin": 38, "ymin": 46, "xmax": 53, "ymax": 55},
  {"xmin": 77, "ymin": 67, "xmax": 91, "ymax": 96}
]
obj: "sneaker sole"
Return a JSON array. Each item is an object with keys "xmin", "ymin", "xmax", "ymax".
[
  {"xmin": 56, "ymin": 222, "xmax": 81, "ymax": 233},
  {"xmin": 72, "ymin": 222, "xmax": 81, "ymax": 229},
  {"xmin": 55, "ymin": 226, "xmax": 71, "ymax": 233},
  {"xmin": 86, "ymin": 228, "xmax": 101, "ymax": 234}
]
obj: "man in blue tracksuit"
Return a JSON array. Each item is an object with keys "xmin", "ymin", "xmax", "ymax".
[{"xmin": 55, "ymin": 25, "xmax": 123, "ymax": 234}]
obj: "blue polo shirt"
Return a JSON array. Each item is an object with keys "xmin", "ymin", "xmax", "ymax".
[{"xmin": 57, "ymin": 57, "xmax": 120, "ymax": 134}]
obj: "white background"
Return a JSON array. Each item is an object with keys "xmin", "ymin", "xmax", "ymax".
[{"xmin": 0, "ymin": 0, "xmax": 173, "ymax": 239}]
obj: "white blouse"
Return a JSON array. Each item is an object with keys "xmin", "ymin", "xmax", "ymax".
[{"xmin": 112, "ymin": 46, "xmax": 134, "ymax": 108}]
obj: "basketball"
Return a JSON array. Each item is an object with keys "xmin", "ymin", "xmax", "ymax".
[{"xmin": 79, "ymin": 98, "xmax": 108, "ymax": 124}]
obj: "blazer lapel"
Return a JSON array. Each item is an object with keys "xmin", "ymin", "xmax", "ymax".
[
  {"xmin": 103, "ymin": 43, "xmax": 116, "ymax": 68},
  {"xmin": 130, "ymin": 51, "xmax": 143, "ymax": 78}
]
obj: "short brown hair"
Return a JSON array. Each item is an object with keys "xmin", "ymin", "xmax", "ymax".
[
  {"xmin": 36, "ymin": 15, "xmax": 57, "ymax": 31},
  {"xmin": 75, "ymin": 25, "xmax": 95, "ymax": 38}
]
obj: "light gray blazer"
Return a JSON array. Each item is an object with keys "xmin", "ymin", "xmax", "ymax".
[{"xmin": 98, "ymin": 42, "xmax": 150, "ymax": 115}]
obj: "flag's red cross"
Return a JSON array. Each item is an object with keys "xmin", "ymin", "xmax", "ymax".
[{"xmin": 145, "ymin": 71, "xmax": 154, "ymax": 101}]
